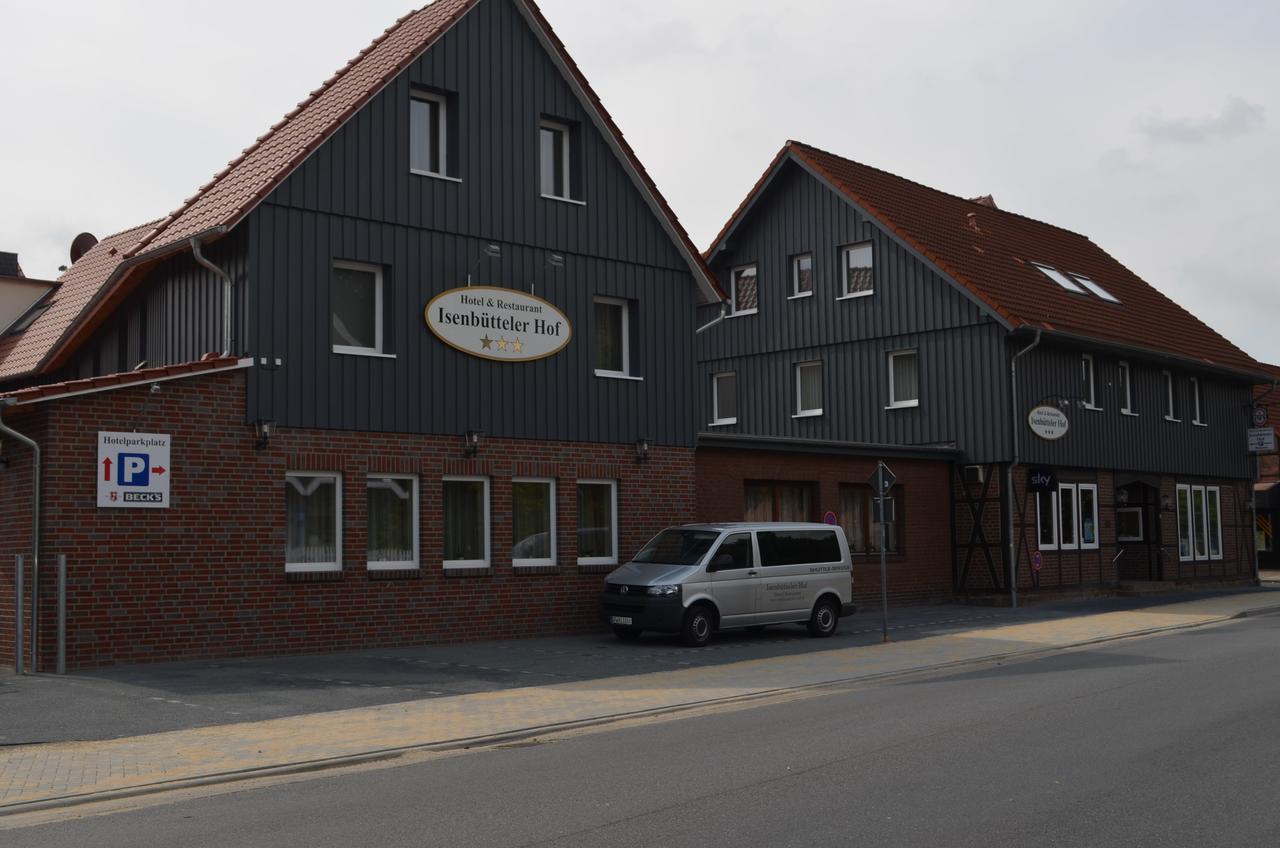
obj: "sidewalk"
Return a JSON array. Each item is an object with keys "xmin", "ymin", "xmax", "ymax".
[{"xmin": 3, "ymin": 590, "xmax": 1278, "ymax": 815}]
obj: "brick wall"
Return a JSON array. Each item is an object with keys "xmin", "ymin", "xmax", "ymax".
[
  {"xmin": 0, "ymin": 370, "xmax": 696, "ymax": 670},
  {"xmin": 695, "ymin": 448, "xmax": 954, "ymax": 606}
]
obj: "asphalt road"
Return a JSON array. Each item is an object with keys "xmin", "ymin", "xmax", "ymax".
[{"xmin": 9, "ymin": 610, "xmax": 1280, "ymax": 847}]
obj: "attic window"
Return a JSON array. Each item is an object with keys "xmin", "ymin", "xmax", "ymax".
[
  {"xmin": 1032, "ymin": 263, "xmax": 1087, "ymax": 295},
  {"xmin": 5, "ymin": 301, "xmax": 50, "ymax": 336},
  {"xmin": 1070, "ymin": 274, "xmax": 1120, "ymax": 304}
]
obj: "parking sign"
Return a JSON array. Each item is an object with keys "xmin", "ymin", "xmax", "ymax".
[{"xmin": 97, "ymin": 432, "xmax": 172, "ymax": 509}]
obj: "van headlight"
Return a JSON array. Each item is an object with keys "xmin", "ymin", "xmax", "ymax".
[{"xmin": 646, "ymin": 585, "xmax": 680, "ymax": 597}]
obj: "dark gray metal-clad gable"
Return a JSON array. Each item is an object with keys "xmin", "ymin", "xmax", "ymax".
[
  {"xmin": 1017, "ymin": 342, "xmax": 1254, "ymax": 478},
  {"xmin": 243, "ymin": 0, "xmax": 700, "ymax": 446},
  {"xmin": 696, "ymin": 161, "xmax": 1009, "ymax": 462}
]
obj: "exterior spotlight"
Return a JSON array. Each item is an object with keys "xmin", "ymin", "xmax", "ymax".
[
  {"xmin": 483, "ymin": 243, "xmax": 502, "ymax": 258},
  {"xmin": 635, "ymin": 437, "xmax": 651, "ymax": 464},
  {"xmin": 254, "ymin": 419, "xmax": 275, "ymax": 451},
  {"xmin": 464, "ymin": 430, "xmax": 483, "ymax": 457}
]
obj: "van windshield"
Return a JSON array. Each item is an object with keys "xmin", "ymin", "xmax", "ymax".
[{"xmin": 633, "ymin": 529, "xmax": 721, "ymax": 566}]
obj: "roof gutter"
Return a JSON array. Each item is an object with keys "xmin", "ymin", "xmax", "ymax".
[
  {"xmin": 190, "ymin": 237, "xmax": 234, "ymax": 357},
  {"xmin": 1015, "ymin": 326, "xmax": 1273, "ymax": 384},
  {"xmin": 1006, "ymin": 328, "xmax": 1042, "ymax": 610},
  {"xmin": 0, "ymin": 397, "xmax": 39, "ymax": 673}
]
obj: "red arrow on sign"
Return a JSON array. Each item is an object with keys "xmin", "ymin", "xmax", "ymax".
[
  {"xmin": 153, "ymin": 466, "xmax": 167, "ymax": 475},
  {"xmin": 102, "ymin": 457, "xmax": 112, "ymax": 481}
]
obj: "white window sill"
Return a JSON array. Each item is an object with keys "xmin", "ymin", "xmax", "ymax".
[
  {"xmin": 1121, "ymin": 410, "xmax": 1139, "ymax": 417},
  {"xmin": 542, "ymin": 193, "xmax": 586, "ymax": 207},
  {"xmin": 1193, "ymin": 421, "xmax": 1208, "ymax": 428},
  {"xmin": 578, "ymin": 557, "xmax": 618, "ymax": 567},
  {"xmin": 595, "ymin": 370, "xmax": 644, "ymax": 382},
  {"xmin": 886, "ymin": 401, "xmax": 920, "ymax": 410},
  {"xmin": 708, "ymin": 419, "xmax": 738, "ymax": 427},
  {"xmin": 1165, "ymin": 416, "xmax": 1182, "ymax": 423},
  {"xmin": 727, "ymin": 309, "xmax": 758, "ymax": 318},
  {"xmin": 411, "ymin": 169, "xmax": 462, "ymax": 183},
  {"xmin": 1082, "ymin": 404, "xmax": 1103, "ymax": 412},
  {"xmin": 333, "ymin": 346, "xmax": 396, "ymax": 359},
  {"xmin": 285, "ymin": 563, "xmax": 342, "ymax": 574},
  {"xmin": 513, "ymin": 561, "xmax": 557, "ymax": 570},
  {"xmin": 444, "ymin": 562, "xmax": 491, "ymax": 572},
  {"xmin": 793, "ymin": 410, "xmax": 823, "ymax": 419},
  {"xmin": 788, "ymin": 292, "xmax": 814, "ymax": 301},
  {"xmin": 837, "ymin": 291, "xmax": 874, "ymax": 301},
  {"xmin": 368, "ymin": 562, "xmax": 419, "ymax": 572}
]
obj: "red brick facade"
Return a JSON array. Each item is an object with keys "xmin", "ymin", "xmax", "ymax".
[
  {"xmin": 695, "ymin": 448, "xmax": 954, "ymax": 607},
  {"xmin": 0, "ymin": 370, "xmax": 695, "ymax": 670}
]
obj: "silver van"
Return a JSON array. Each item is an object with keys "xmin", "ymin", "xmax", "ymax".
[{"xmin": 600, "ymin": 523, "xmax": 855, "ymax": 647}]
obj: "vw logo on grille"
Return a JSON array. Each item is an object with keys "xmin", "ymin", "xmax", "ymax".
[{"xmin": 619, "ymin": 585, "xmax": 630, "ymax": 595}]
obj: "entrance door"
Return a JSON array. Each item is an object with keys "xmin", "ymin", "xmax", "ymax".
[{"xmin": 1115, "ymin": 482, "xmax": 1158, "ymax": 581}]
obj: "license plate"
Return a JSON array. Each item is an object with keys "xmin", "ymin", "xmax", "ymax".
[{"xmin": 610, "ymin": 616, "xmax": 633, "ymax": 626}]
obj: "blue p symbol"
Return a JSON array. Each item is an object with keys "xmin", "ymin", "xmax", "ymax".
[{"xmin": 117, "ymin": 453, "xmax": 150, "ymax": 486}]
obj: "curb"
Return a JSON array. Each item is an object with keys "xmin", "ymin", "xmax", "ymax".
[{"xmin": 6, "ymin": 600, "xmax": 1280, "ymax": 818}]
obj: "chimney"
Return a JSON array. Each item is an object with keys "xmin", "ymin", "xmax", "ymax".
[
  {"xmin": 0, "ymin": 252, "xmax": 23, "ymax": 278},
  {"xmin": 969, "ymin": 194, "xmax": 998, "ymax": 209}
]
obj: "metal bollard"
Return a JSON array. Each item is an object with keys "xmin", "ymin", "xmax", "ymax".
[
  {"xmin": 56, "ymin": 554, "xmax": 66, "ymax": 675},
  {"xmin": 14, "ymin": 555, "xmax": 23, "ymax": 675}
]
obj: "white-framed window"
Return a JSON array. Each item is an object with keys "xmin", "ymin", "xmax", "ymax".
[
  {"xmin": 1191, "ymin": 377, "xmax": 1205, "ymax": 426},
  {"xmin": 332, "ymin": 261, "xmax": 384, "ymax": 356},
  {"xmin": 539, "ymin": 119, "xmax": 573, "ymax": 200},
  {"xmin": 577, "ymin": 479, "xmax": 618, "ymax": 566},
  {"xmin": 1119, "ymin": 361, "xmax": 1136, "ymax": 416},
  {"xmin": 367, "ymin": 475, "xmax": 418, "ymax": 570},
  {"xmin": 1069, "ymin": 273, "xmax": 1120, "ymax": 303},
  {"xmin": 410, "ymin": 89, "xmax": 448, "ymax": 178},
  {"xmin": 1037, "ymin": 483, "xmax": 1099, "ymax": 551},
  {"xmin": 512, "ymin": 478, "xmax": 556, "ymax": 568},
  {"xmin": 593, "ymin": 296, "xmax": 631, "ymax": 378},
  {"xmin": 794, "ymin": 360, "xmax": 823, "ymax": 418},
  {"xmin": 1116, "ymin": 507, "xmax": 1144, "ymax": 542},
  {"xmin": 1081, "ymin": 354, "xmax": 1099, "ymax": 410},
  {"xmin": 1163, "ymin": 371, "xmax": 1180, "ymax": 422},
  {"xmin": 1177, "ymin": 483, "xmax": 1224, "ymax": 562},
  {"xmin": 790, "ymin": 254, "xmax": 814, "ymax": 299},
  {"xmin": 839, "ymin": 243, "xmax": 874, "ymax": 298},
  {"xmin": 285, "ymin": 473, "xmax": 342, "ymax": 573},
  {"xmin": 443, "ymin": 476, "xmax": 490, "ymax": 570},
  {"xmin": 1033, "ymin": 263, "xmax": 1087, "ymax": 294},
  {"xmin": 711, "ymin": 371, "xmax": 738, "ymax": 426},
  {"xmin": 888, "ymin": 349, "xmax": 920, "ymax": 409},
  {"xmin": 729, "ymin": 265, "xmax": 759, "ymax": 316}
]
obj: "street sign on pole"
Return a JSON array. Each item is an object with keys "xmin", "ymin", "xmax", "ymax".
[
  {"xmin": 872, "ymin": 461, "xmax": 896, "ymax": 643},
  {"xmin": 869, "ymin": 462, "xmax": 896, "ymax": 497}
]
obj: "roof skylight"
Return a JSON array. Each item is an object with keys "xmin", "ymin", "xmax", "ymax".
[
  {"xmin": 1070, "ymin": 274, "xmax": 1120, "ymax": 304},
  {"xmin": 1032, "ymin": 263, "xmax": 1086, "ymax": 294}
]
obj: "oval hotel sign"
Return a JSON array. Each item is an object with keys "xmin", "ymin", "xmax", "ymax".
[
  {"xmin": 1028, "ymin": 405, "xmax": 1070, "ymax": 441},
  {"xmin": 425, "ymin": 286, "xmax": 572, "ymax": 362}
]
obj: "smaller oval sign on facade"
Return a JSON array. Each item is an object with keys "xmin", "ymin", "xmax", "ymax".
[
  {"xmin": 1028, "ymin": 405, "xmax": 1070, "ymax": 441},
  {"xmin": 425, "ymin": 286, "xmax": 573, "ymax": 363}
]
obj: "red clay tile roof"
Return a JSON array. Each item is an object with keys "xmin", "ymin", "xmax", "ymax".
[
  {"xmin": 0, "ymin": 220, "xmax": 159, "ymax": 382},
  {"xmin": 711, "ymin": 140, "xmax": 1264, "ymax": 377},
  {"xmin": 0, "ymin": 356, "xmax": 248, "ymax": 406},
  {"xmin": 6, "ymin": 0, "xmax": 718, "ymax": 383}
]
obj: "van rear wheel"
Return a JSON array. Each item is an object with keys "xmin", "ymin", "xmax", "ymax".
[
  {"xmin": 680, "ymin": 605, "xmax": 715, "ymax": 647},
  {"xmin": 807, "ymin": 597, "xmax": 840, "ymax": 638}
]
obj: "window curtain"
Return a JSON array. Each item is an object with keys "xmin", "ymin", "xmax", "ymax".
[
  {"xmin": 444, "ymin": 481, "xmax": 484, "ymax": 561},
  {"xmin": 286, "ymin": 477, "xmax": 337, "ymax": 564},
  {"xmin": 368, "ymin": 478, "xmax": 413, "ymax": 563}
]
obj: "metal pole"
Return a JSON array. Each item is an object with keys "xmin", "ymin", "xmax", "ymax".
[
  {"xmin": 14, "ymin": 555, "xmax": 23, "ymax": 675},
  {"xmin": 879, "ymin": 517, "xmax": 889, "ymax": 643},
  {"xmin": 56, "ymin": 554, "xmax": 66, "ymax": 675},
  {"xmin": 0, "ymin": 400, "xmax": 40, "ymax": 672},
  {"xmin": 1007, "ymin": 330, "xmax": 1042, "ymax": 611}
]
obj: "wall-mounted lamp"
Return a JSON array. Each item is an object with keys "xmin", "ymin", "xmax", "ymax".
[
  {"xmin": 466, "ymin": 244, "xmax": 503, "ymax": 287},
  {"xmin": 1115, "ymin": 488, "xmax": 1129, "ymax": 506},
  {"xmin": 254, "ymin": 419, "xmax": 275, "ymax": 451},
  {"xmin": 464, "ymin": 430, "xmax": 483, "ymax": 457},
  {"xmin": 635, "ymin": 437, "xmax": 651, "ymax": 464},
  {"xmin": 1161, "ymin": 494, "xmax": 1173, "ymax": 512}
]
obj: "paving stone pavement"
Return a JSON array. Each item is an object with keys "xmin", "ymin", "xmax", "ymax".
[{"xmin": 2, "ymin": 590, "xmax": 1278, "ymax": 813}]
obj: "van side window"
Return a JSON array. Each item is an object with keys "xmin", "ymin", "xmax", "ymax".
[
  {"xmin": 757, "ymin": 530, "xmax": 841, "ymax": 567},
  {"xmin": 709, "ymin": 533, "xmax": 754, "ymax": 571}
]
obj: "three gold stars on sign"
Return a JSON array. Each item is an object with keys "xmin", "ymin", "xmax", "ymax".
[{"xmin": 480, "ymin": 336, "xmax": 524, "ymax": 354}]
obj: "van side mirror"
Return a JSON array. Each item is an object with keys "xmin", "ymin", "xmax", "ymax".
[{"xmin": 709, "ymin": 553, "xmax": 736, "ymax": 571}]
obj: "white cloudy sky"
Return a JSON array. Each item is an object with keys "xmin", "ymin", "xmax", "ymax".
[{"xmin": 2, "ymin": 0, "xmax": 1276, "ymax": 363}]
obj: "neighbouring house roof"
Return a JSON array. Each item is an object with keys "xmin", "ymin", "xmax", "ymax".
[
  {"xmin": 0, "ymin": 356, "xmax": 250, "ymax": 406},
  {"xmin": 1, "ymin": 0, "xmax": 721, "ymax": 384},
  {"xmin": 708, "ymin": 140, "xmax": 1266, "ymax": 379}
]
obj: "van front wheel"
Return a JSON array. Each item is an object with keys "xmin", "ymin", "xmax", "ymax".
[
  {"xmin": 680, "ymin": 605, "xmax": 715, "ymax": 647},
  {"xmin": 807, "ymin": 597, "xmax": 840, "ymax": 638}
]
